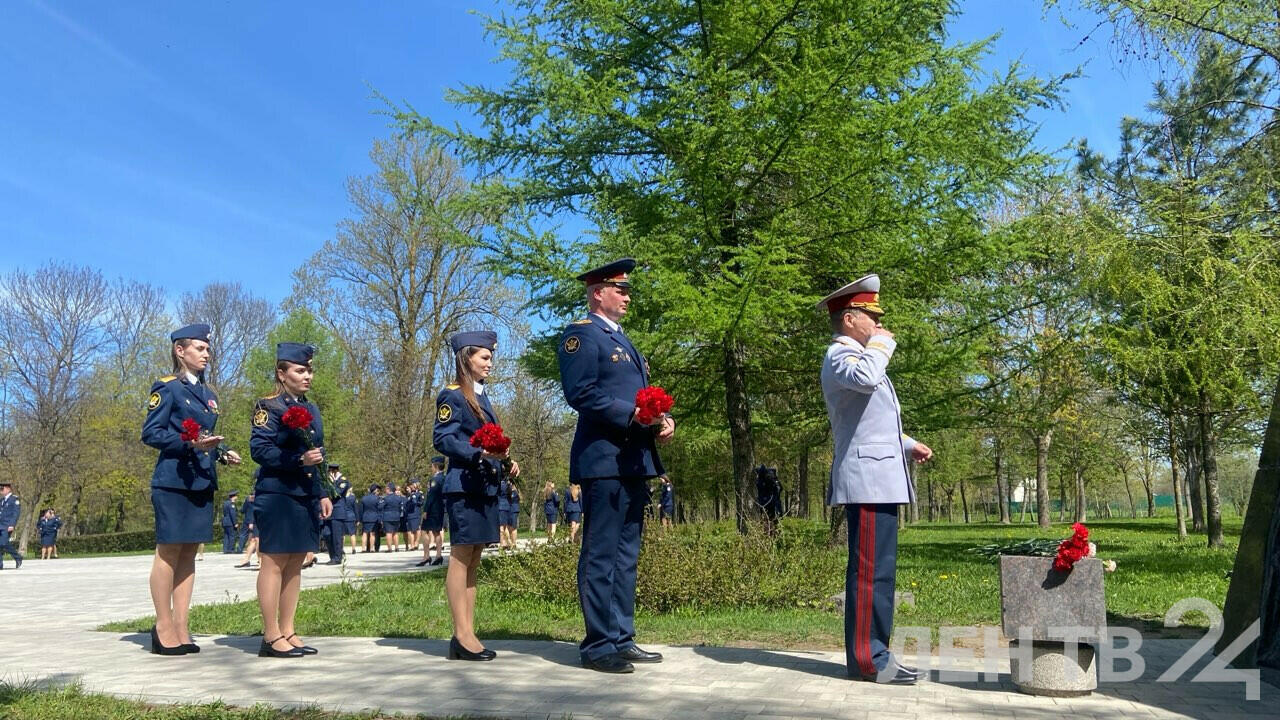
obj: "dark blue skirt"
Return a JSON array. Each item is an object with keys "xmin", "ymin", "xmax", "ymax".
[
  {"xmin": 565, "ymin": 511, "xmax": 582, "ymax": 523},
  {"xmin": 405, "ymin": 515, "xmax": 422, "ymax": 532},
  {"xmin": 423, "ymin": 509, "xmax": 445, "ymax": 532},
  {"xmin": 544, "ymin": 511, "xmax": 558, "ymax": 525},
  {"xmin": 382, "ymin": 518, "xmax": 403, "ymax": 533},
  {"xmin": 152, "ymin": 487, "xmax": 215, "ymax": 544},
  {"xmin": 445, "ymin": 493, "xmax": 498, "ymax": 546},
  {"xmin": 341, "ymin": 520, "xmax": 357, "ymax": 535},
  {"xmin": 255, "ymin": 492, "xmax": 319, "ymax": 554},
  {"xmin": 39, "ymin": 533, "xmax": 58, "ymax": 547}
]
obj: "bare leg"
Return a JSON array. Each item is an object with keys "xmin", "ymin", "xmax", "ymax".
[
  {"xmin": 172, "ymin": 544, "xmax": 199, "ymax": 642},
  {"xmin": 446, "ymin": 544, "xmax": 484, "ymax": 651},
  {"xmin": 150, "ymin": 543, "xmax": 194, "ymax": 646}
]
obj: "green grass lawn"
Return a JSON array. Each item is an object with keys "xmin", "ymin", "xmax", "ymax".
[
  {"xmin": 0, "ymin": 681, "xmax": 527, "ymax": 720},
  {"xmin": 102, "ymin": 516, "xmax": 1237, "ymax": 650}
]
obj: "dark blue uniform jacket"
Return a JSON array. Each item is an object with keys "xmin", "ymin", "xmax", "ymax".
[
  {"xmin": 432, "ymin": 385, "xmax": 504, "ymax": 496},
  {"xmin": 141, "ymin": 375, "xmax": 223, "ymax": 491},
  {"xmin": 250, "ymin": 393, "xmax": 324, "ymax": 498}
]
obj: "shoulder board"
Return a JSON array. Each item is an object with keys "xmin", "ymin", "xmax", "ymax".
[
  {"xmin": 158, "ymin": 375, "xmax": 177, "ymax": 382},
  {"xmin": 445, "ymin": 384, "xmax": 460, "ymax": 390},
  {"xmin": 571, "ymin": 318, "xmax": 593, "ymax": 325},
  {"xmin": 260, "ymin": 392, "xmax": 281, "ymax": 400}
]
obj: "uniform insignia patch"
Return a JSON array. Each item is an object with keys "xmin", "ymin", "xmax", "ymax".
[
  {"xmin": 147, "ymin": 392, "xmax": 162, "ymax": 411},
  {"xmin": 207, "ymin": 399, "xmax": 218, "ymax": 413},
  {"xmin": 564, "ymin": 336, "xmax": 581, "ymax": 354},
  {"xmin": 611, "ymin": 354, "xmax": 619, "ymax": 362},
  {"xmin": 253, "ymin": 408, "xmax": 269, "ymax": 427},
  {"xmin": 437, "ymin": 403, "xmax": 453, "ymax": 422}
]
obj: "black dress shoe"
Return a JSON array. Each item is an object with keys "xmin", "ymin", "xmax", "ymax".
[
  {"xmin": 895, "ymin": 661, "xmax": 924, "ymax": 678},
  {"xmin": 235, "ymin": 562, "xmax": 250, "ymax": 568},
  {"xmin": 618, "ymin": 646, "xmax": 663, "ymax": 663},
  {"xmin": 324, "ymin": 560, "xmax": 342, "ymax": 565},
  {"xmin": 432, "ymin": 557, "xmax": 444, "ymax": 566},
  {"xmin": 415, "ymin": 559, "xmax": 430, "ymax": 567},
  {"xmin": 854, "ymin": 665, "xmax": 919, "ymax": 685},
  {"xmin": 149, "ymin": 626, "xmax": 188, "ymax": 656},
  {"xmin": 583, "ymin": 654, "xmax": 634, "ymax": 673},
  {"xmin": 286, "ymin": 633, "xmax": 318, "ymax": 655},
  {"xmin": 301, "ymin": 560, "xmax": 316, "ymax": 569},
  {"xmin": 448, "ymin": 636, "xmax": 494, "ymax": 661},
  {"xmin": 259, "ymin": 637, "xmax": 306, "ymax": 658},
  {"xmin": 181, "ymin": 640, "xmax": 200, "ymax": 653},
  {"xmin": 14, "ymin": 556, "xmax": 21, "ymax": 569}
]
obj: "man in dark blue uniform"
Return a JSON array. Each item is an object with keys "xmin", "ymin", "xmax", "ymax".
[
  {"xmin": 557, "ymin": 258, "xmax": 674, "ymax": 673},
  {"xmin": 324, "ymin": 463, "xmax": 349, "ymax": 565},
  {"xmin": 0, "ymin": 481, "xmax": 22, "ymax": 569},
  {"xmin": 220, "ymin": 490, "xmax": 239, "ymax": 553}
]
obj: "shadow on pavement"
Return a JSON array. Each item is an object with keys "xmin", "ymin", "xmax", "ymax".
[{"xmin": 692, "ymin": 645, "xmax": 847, "ymax": 679}]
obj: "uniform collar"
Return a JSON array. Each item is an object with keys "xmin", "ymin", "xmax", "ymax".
[
  {"xmin": 591, "ymin": 312, "xmax": 621, "ymax": 332},
  {"xmin": 832, "ymin": 334, "xmax": 865, "ymax": 350},
  {"xmin": 184, "ymin": 371, "xmax": 200, "ymax": 385},
  {"xmin": 474, "ymin": 381, "xmax": 486, "ymax": 396}
]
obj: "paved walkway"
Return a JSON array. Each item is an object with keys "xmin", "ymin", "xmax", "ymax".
[{"xmin": 1, "ymin": 550, "xmax": 1276, "ymax": 719}]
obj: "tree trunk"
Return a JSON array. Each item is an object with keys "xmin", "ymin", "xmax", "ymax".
[
  {"xmin": 1199, "ymin": 393, "xmax": 1224, "ymax": 548},
  {"xmin": 1186, "ymin": 426, "xmax": 1205, "ymax": 532},
  {"xmin": 1140, "ymin": 452, "xmax": 1156, "ymax": 518},
  {"xmin": 959, "ymin": 478, "xmax": 970, "ymax": 524},
  {"xmin": 1217, "ymin": 371, "xmax": 1280, "ymax": 664},
  {"xmin": 1122, "ymin": 466, "xmax": 1136, "ymax": 519},
  {"xmin": 1058, "ymin": 469, "xmax": 1068, "ymax": 523},
  {"xmin": 1074, "ymin": 468, "xmax": 1086, "ymax": 523},
  {"xmin": 926, "ymin": 473, "xmax": 935, "ymax": 523},
  {"xmin": 797, "ymin": 445, "xmax": 810, "ymax": 519},
  {"xmin": 723, "ymin": 340, "xmax": 755, "ymax": 534},
  {"xmin": 995, "ymin": 443, "xmax": 1011, "ymax": 524},
  {"xmin": 1035, "ymin": 430, "xmax": 1052, "ymax": 528},
  {"xmin": 1168, "ymin": 413, "xmax": 1188, "ymax": 539}
]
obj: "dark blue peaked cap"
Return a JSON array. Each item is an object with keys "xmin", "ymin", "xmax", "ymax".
[
  {"xmin": 170, "ymin": 323, "xmax": 211, "ymax": 342},
  {"xmin": 276, "ymin": 342, "xmax": 315, "ymax": 364},
  {"xmin": 449, "ymin": 330, "xmax": 498, "ymax": 353},
  {"xmin": 432, "ymin": 455, "xmax": 445, "ymax": 464},
  {"xmin": 576, "ymin": 258, "xmax": 635, "ymax": 286}
]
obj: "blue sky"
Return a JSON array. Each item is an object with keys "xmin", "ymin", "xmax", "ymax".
[{"xmin": 0, "ymin": 1, "xmax": 1176, "ymax": 308}]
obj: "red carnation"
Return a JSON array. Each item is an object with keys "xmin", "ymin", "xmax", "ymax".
[
  {"xmin": 635, "ymin": 386, "xmax": 675, "ymax": 425},
  {"xmin": 470, "ymin": 422, "xmax": 511, "ymax": 454},
  {"xmin": 180, "ymin": 418, "xmax": 202, "ymax": 443},
  {"xmin": 1053, "ymin": 522, "xmax": 1091, "ymax": 573},
  {"xmin": 281, "ymin": 405, "xmax": 313, "ymax": 431}
]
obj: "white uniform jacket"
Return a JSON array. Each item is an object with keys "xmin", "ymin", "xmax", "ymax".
[{"xmin": 821, "ymin": 334, "xmax": 917, "ymax": 506}]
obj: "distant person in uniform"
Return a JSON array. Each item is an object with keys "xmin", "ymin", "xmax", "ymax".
[
  {"xmin": 558, "ymin": 258, "xmax": 674, "ymax": 673},
  {"xmin": 404, "ymin": 479, "xmax": 424, "ymax": 553},
  {"xmin": 496, "ymin": 478, "xmax": 513, "ymax": 550},
  {"xmin": 37, "ymin": 508, "xmax": 61, "ymax": 559},
  {"xmin": 543, "ymin": 482, "xmax": 561, "ymax": 541},
  {"xmin": 819, "ymin": 274, "xmax": 933, "ymax": 685},
  {"xmin": 381, "ymin": 482, "xmax": 407, "ymax": 552},
  {"xmin": 0, "ymin": 481, "xmax": 21, "ymax": 569},
  {"xmin": 755, "ymin": 465, "xmax": 783, "ymax": 534},
  {"xmin": 220, "ymin": 490, "xmax": 240, "ymax": 554},
  {"xmin": 341, "ymin": 480, "xmax": 360, "ymax": 556},
  {"xmin": 434, "ymin": 330, "xmax": 520, "ymax": 660},
  {"xmin": 563, "ymin": 483, "xmax": 583, "ymax": 543},
  {"xmin": 250, "ymin": 342, "xmax": 332, "ymax": 658},
  {"xmin": 141, "ymin": 323, "xmax": 242, "ymax": 655},
  {"xmin": 506, "ymin": 481, "xmax": 522, "ymax": 548},
  {"xmin": 236, "ymin": 489, "xmax": 259, "ymax": 568},
  {"xmin": 658, "ymin": 475, "xmax": 675, "ymax": 529},
  {"xmin": 359, "ymin": 484, "xmax": 382, "ymax": 553},
  {"xmin": 324, "ymin": 463, "xmax": 349, "ymax": 565},
  {"xmin": 417, "ymin": 456, "xmax": 446, "ymax": 567}
]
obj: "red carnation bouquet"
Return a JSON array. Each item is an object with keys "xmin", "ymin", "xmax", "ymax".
[
  {"xmin": 470, "ymin": 422, "xmax": 512, "ymax": 454},
  {"xmin": 180, "ymin": 418, "xmax": 203, "ymax": 443},
  {"xmin": 279, "ymin": 405, "xmax": 334, "ymax": 494},
  {"xmin": 1053, "ymin": 522, "xmax": 1093, "ymax": 573},
  {"xmin": 635, "ymin": 386, "xmax": 674, "ymax": 425}
]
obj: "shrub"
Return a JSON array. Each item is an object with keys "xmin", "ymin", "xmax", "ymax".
[
  {"xmin": 483, "ymin": 519, "xmax": 845, "ymax": 612},
  {"xmin": 57, "ymin": 530, "xmax": 157, "ymax": 554}
]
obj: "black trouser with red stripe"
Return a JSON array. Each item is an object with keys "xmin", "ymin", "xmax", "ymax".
[{"xmin": 844, "ymin": 503, "xmax": 899, "ymax": 677}]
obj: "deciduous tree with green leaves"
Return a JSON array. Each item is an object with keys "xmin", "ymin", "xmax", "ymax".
[{"xmin": 405, "ymin": 0, "xmax": 1065, "ymax": 529}]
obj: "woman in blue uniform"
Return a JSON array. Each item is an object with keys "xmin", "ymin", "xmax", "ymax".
[
  {"xmin": 141, "ymin": 323, "xmax": 242, "ymax": 655},
  {"xmin": 249, "ymin": 342, "xmax": 333, "ymax": 658},
  {"xmin": 563, "ymin": 483, "xmax": 583, "ymax": 543},
  {"xmin": 433, "ymin": 330, "xmax": 520, "ymax": 660},
  {"xmin": 404, "ymin": 480, "xmax": 423, "ymax": 553},
  {"xmin": 507, "ymin": 483, "xmax": 521, "ymax": 547},
  {"xmin": 496, "ymin": 479, "xmax": 512, "ymax": 549},
  {"xmin": 542, "ymin": 482, "xmax": 560, "ymax": 540},
  {"xmin": 417, "ymin": 456, "xmax": 446, "ymax": 567},
  {"xmin": 38, "ymin": 508, "xmax": 62, "ymax": 559}
]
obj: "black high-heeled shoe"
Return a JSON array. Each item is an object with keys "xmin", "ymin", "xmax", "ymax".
[
  {"xmin": 259, "ymin": 636, "xmax": 306, "ymax": 658},
  {"xmin": 181, "ymin": 640, "xmax": 200, "ymax": 653},
  {"xmin": 285, "ymin": 633, "xmax": 318, "ymax": 655},
  {"xmin": 448, "ymin": 636, "xmax": 494, "ymax": 661},
  {"xmin": 149, "ymin": 626, "xmax": 188, "ymax": 656}
]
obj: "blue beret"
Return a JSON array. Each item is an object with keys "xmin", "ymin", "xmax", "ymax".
[
  {"xmin": 276, "ymin": 342, "xmax": 315, "ymax": 364},
  {"xmin": 170, "ymin": 323, "xmax": 211, "ymax": 342},
  {"xmin": 577, "ymin": 258, "xmax": 635, "ymax": 286},
  {"xmin": 449, "ymin": 330, "xmax": 498, "ymax": 353}
]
